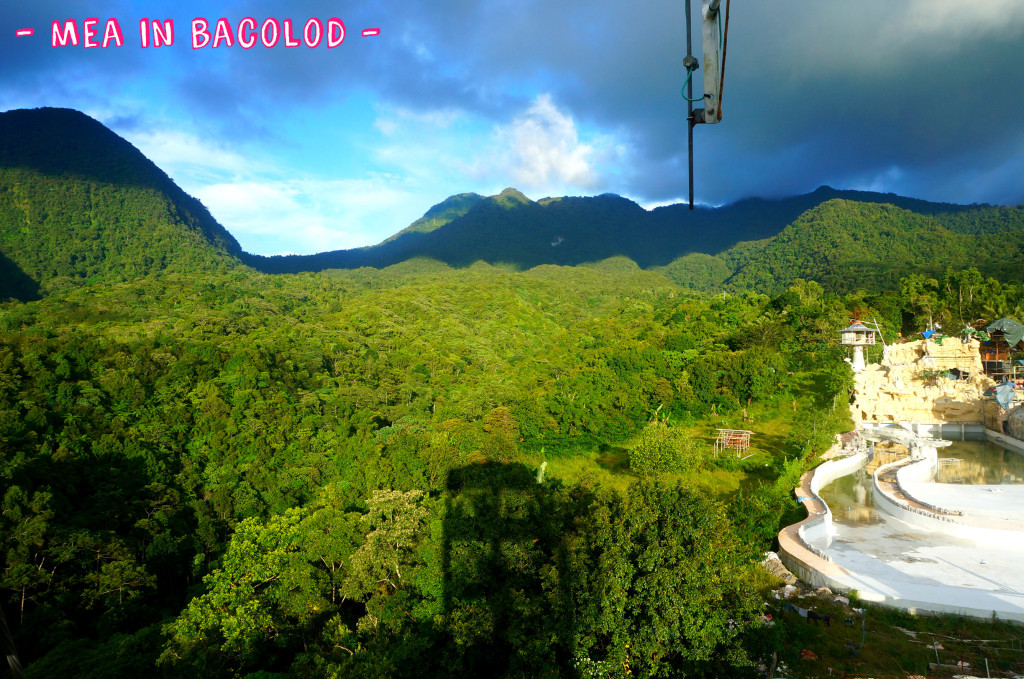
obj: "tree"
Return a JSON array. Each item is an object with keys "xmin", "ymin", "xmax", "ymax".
[
  {"xmin": 480, "ymin": 407, "xmax": 519, "ymax": 463},
  {"xmin": 0, "ymin": 486, "xmax": 53, "ymax": 622},
  {"xmin": 345, "ymin": 490, "xmax": 429, "ymax": 599},
  {"xmin": 160, "ymin": 498, "xmax": 362, "ymax": 675},
  {"xmin": 564, "ymin": 482, "xmax": 762, "ymax": 678},
  {"xmin": 899, "ymin": 273, "xmax": 940, "ymax": 331},
  {"xmin": 628, "ymin": 421, "xmax": 703, "ymax": 477},
  {"xmin": 942, "ymin": 267, "xmax": 986, "ymax": 326}
]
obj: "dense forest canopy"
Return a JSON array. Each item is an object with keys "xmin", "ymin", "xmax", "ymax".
[
  {"xmin": 4, "ymin": 258, "xmax": 1023, "ymax": 677},
  {"xmin": 3, "ymin": 108, "xmax": 1024, "ymax": 677}
]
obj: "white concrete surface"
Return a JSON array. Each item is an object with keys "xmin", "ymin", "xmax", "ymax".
[
  {"xmin": 900, "ymin": 482, "xmax": 1024, "ymax": 527},
  {"xmin": 812, "ymin": 516, "xmax": 1024, "ymax": 621},
  {"xmin": 808, "ymin": 453, "xmax": 1024, "ymax": 621}
]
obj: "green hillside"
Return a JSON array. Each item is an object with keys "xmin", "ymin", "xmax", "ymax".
[
  {"xmin": 0, "ymin": 108, "xmax": 243, "ymax": 299},
  {"xmin": 379, "ymin": 191, "xmax": 485, "ymax": 244},
  {"xmin": 725, "ymin": 199, "xmax": 973, "ymax": 293},
  {"xmin": 651, "ymin": 199, "xmax": 1024, "ymax": 295},
  {"xmin": 4, "ymin": 109, "xmax": 1024, "ymax": 676}
]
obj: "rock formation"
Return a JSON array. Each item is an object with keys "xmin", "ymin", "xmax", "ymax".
[{"xmin": 849, "ymin": 339, "xmax": 997, "ymax": 426}]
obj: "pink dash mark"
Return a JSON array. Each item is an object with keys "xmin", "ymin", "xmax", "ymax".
[
  {"xmin": 361, "ymin": 28, "xmax": 380, "ymax": 37},
  {"xmin": 16, "ymin": 28, "xmax": 35, "ymax": 37}
]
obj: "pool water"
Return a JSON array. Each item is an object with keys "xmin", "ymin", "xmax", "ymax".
[
  {"xmin": 819, "ymin": 467, "xmax": 882, "ymax": 527},
  {"xmin": 935, "ymin": 439, "xmax": 1024, "ymax": 485},
  {"xmin": 819, "ymin": 439, "xmax": 1024, "ymax": 529}
]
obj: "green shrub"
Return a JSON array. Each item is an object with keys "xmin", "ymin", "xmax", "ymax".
[{"xmin": 628, "ymin": 421, "xmax": 703, "ymax": 476}]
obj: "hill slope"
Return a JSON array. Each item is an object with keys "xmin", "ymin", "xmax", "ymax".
[
  {"xmin": 379, "ymin": 192, "xmax": 486, "ymax": 244},
  {"xmin": 722, "ymin": 200, "xmax": 977, "ymax": 294},
  {"xmin": 0, "ymin": 107, "xmax": 243, "ymax": 299},
  {"xmin": 245, "ymin": 185, "xmax": 1004, "ymax": 275}
]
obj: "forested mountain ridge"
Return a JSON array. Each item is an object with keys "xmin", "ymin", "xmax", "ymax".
[
  {"xmin": 0, "ymin": 107, "xmax": 244, "ymax": 300},
  {"xmin": 5, "ymin": 107, "xmax": 1023, "ymax": 301},
  {"xmin": 720, "ymin": 200, "xmax": 973, "ymax": 294},
  {"xmin": 710, "ymin": 199, "xmax": 1024, "ymax": 294},
  {"xmin": 246, "ymin": 184, "xmax": 1014, "ymax": 275}
]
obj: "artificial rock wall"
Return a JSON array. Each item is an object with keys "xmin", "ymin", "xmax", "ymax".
[{"xmin": 850, "ymin": 339, "xmax": 997, "ymax": 425}]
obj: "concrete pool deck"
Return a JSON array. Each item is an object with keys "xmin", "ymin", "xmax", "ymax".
[
  {"xmin": 898, "ymin": 480, "xmax": 1024, "ymax": 533},
  {"xmin": 818, "ymin": 513, "xmax": 1024, "ymax": 621},
  {"xmin": 778, "ymin": 438, "xmax": 1024, "ymax": 622}
]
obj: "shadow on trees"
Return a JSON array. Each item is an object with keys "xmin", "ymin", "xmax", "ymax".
[
  {"xmin": 440, "ymin": 462, "xmax": 588, "ymax": 676},
  {"xmin": 6, "ymin": 446, "xmax": 194, "ymax": 667},
  {"xmin": 0, "ymin": 251, "xmax": 40, "ymax": 303}
]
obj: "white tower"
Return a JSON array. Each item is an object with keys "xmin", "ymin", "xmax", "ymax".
[{"xmin": 840, "ymin": 321, "xmax": 877, "ymax": 372}]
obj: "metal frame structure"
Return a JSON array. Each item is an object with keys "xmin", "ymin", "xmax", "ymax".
[{"xmin": 714, "ymin": 428, "xmax": 753, "ymax": 457}]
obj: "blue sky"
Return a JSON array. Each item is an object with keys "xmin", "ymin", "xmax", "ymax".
[{"xmin": 3, "ymin": 1, "xmax": 1024, "ymax": 256}]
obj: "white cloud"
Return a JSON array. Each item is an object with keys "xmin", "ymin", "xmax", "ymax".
[
  {"xmin": 106, "ymin": 118, "xmax": 434, "ymax": 255},
  {"xmin": 901, "ymin": 0, "xmax": 1024, "ymax": 38},
  {"xmin": 120, "ymin": 128, "xmax": 262, "ymax": 184},
  {"xmin": 372, "ymin": 95, "xmax": 635, "ymax": 203},
  {"xmin": 850, "ymin": 166, "xmax": 906, "ymax": 195},
  {"xmin": 195, "ymin": 177, "xmax": 426, "ymax": 255},
  {"xmin": 495, "ymin": 94, "xmax": 599, "ymax": 189},
  {"xmin": 374, "ymin": 105, "xmax": 464, "ymax": 137}
]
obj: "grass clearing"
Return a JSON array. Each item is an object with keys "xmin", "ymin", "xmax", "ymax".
[{"xmin": 523, "ymin": 372, "xmax": 839, "ymax": 498}]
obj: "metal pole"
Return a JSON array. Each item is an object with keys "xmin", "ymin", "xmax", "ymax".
[{"xmin": 685, "ymin": 0, "xmax": 694, "ymax": 210}]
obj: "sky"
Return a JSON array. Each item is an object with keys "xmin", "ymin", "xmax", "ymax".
[{"xmin": 2, "ymin": 1, "xmax": 1024, "ymax": 256}]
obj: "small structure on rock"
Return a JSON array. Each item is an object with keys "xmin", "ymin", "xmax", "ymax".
[
  {"xmin": 840, "ymin": 320, "xmax": 878, "ymax": 373},
  {"xmin": 983, "ymin": 318, "xmax": 1024, "ymax": 380}
]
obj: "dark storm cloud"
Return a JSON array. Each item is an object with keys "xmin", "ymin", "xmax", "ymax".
[
  {"xmin": 679, "ymin": 2, "xmax": 1024, "ymax": 205},
  {"xmin": 331, "ymin": 0, "xmax": 1024, "ymax": 205},
  {"xmin": 0, "ymin": 1, "xmax": 146, "ymax": 95},
  {"xmin": 3, "ymin": 1, "xmax": 1023, "ymax": 206}
]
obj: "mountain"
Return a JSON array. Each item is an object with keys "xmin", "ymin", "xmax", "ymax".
[
  {"xmin": 0, "ymin": 107, "xmax": 243, "ymax": 300},
  {"xmin": 721, "ymin": 200, "xmax": 974, "ymax": 294},
  {"xmin": 4, "ymin": 107, "xmax": 1023, "ymax": 299},
  {"xmin": 244, "ymin": 185, "xmax": 1002, "ymax": 276},
  {"xmin": 379, "ymin": 191, "xmax": 486, "ymax": 244}
]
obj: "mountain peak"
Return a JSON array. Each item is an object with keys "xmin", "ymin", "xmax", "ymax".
[
  {"xmin": 2, "ymin": 107, "xmax": 157, "ymax": 187},
  {"xmin": 492, "ymin": 188, "xmax": 532, "ymax": 207},
  {"xmin": 378, "ymin": 192, "xmax": 486, "ymax": 244}
]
